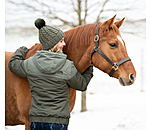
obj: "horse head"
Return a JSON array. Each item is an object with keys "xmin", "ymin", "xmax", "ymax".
[{"xmin": 91, "ymin": 15, "xmax": 136, "ymax": 86}]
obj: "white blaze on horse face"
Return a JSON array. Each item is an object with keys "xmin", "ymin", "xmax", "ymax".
[{"xmin": 117, "ymin": 35, "xmax": 124, "ymax": 46}]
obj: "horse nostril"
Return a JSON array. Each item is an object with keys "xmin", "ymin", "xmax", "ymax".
[{"xmin": 129, "ymin": 73, "xmax": 134, "ymax": 82}]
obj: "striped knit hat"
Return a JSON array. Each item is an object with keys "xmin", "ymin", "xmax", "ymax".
[{"xmin": 34, "ymin": 18, "xmax": 65, "ymax": 50}]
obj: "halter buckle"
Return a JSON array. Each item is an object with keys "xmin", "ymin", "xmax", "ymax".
[
  {"xmin": 94, "ymin": 46, "xmax": 100, "ymax": 51},
  {"xmin": 94, "ymin": 35, "xmax": 99, "ymax": 42},
  {"xmin": 112, "ymin": 63, "xmax": 118, "ymax": 71}
]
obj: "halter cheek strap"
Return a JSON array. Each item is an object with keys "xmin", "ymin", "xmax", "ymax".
[{"xmin": 91, "ymin": 23, "xmax": 131, "ymax": 77}]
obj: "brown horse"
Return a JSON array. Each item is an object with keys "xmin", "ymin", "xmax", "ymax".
[{"xmin": 5, "ymin": 15, "xmax": 136, "ymax": 130}]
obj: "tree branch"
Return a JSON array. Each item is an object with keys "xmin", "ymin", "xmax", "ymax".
[
  {"xmin": 7, "ymin": 0, "xmax": 76, "ymax": 27},
  {"xmin": 95, "ymin": 0, "xmax": 109, "ymax": 23},
  {"xmin": 83, "ymin": 0, "xmax": 87, "ymax": 24}
]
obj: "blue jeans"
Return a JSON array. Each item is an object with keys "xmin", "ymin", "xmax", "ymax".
[{"xmin": 30, "ymin": 122, "xmax": 68, "ymax": 130}]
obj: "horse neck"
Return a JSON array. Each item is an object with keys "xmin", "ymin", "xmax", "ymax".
[{"xmin": 64, "ymin": 23, "xmax": 98, "ymax": 73}]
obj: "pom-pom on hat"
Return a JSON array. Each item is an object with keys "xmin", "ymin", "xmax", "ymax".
[{"xmin": 34, "ymin": 18, "xmax": 65, "ymax": 50}]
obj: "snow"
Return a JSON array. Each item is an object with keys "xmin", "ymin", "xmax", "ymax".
[
  {"xmin": 5, "ymin": 0, "xmax": 147, "ymax": 130},
  {"xmin": 69, "ymin": 92, "xmax": 145, "ymax": 130}
]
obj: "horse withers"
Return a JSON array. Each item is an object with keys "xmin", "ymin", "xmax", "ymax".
[{"xmin": 5, "ymin": 15, "xmax": 136, "ymax": 130}]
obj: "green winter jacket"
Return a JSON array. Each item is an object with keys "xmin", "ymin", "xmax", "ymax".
[{"xmin": 8, "ymin": 46, "xmax": 93, "ymax": 125}]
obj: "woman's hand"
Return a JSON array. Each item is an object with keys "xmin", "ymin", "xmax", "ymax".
[{"xmin": 26, "ymin": 44, "xmax": 35, "ymax": 49}]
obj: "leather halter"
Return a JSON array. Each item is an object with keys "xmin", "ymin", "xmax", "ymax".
[{"xmin": 91, "ymin": 23, "xmax": 131, "ymax": 77}]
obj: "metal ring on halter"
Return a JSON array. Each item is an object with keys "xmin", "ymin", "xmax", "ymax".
[
  {"xmin": 94, "ymin": 46, "xmax": 100, "ymax": 51},
  {"xmin": 94, "ymin": 35, "xmax": 99, "ymax": 42},
  {"xmin": 112, "ymin": 63, "xmax": 118, "ymax": 71}
]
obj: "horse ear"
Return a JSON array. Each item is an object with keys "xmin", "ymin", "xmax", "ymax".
[
  {"xmin": 102, "ymin": 15, "xmax": 116, "ymax": 29},
  {"xmin": 109, "ymin": 15, "xmax": 116, "ymax": 28},
  {"xmin": 114, "ymin": 17, "xmax": 125, "ymax": 29}
]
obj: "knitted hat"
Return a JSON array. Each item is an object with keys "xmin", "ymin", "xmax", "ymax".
[{"xmin": 34, "ymin": 18, "xmax": 65, "ymax": 50}]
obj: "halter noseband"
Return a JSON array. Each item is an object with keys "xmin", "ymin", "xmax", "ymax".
[{"xmin": 91, "ymin": 23, "xmax": 131, "ymax": 77}]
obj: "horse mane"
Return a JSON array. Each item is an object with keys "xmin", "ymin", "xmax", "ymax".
[{"xmin": 64, "ymin": 23, "xmax": 100, "ymax": 50}]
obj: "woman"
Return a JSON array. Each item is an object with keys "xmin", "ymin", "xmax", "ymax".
[{"xmin": 8, "ymin": 18, "xmax": 93, "ymax": 130}]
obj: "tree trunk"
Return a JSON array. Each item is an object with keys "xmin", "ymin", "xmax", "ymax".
[
  {"xmin": 77, "ymin": 0, "xmax": 82, "ymax": 25},
  {"xmin": 81, "ymin": 91, "xmax": 87, "ymax": 112}
]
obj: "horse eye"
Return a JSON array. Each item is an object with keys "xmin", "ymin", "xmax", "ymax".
[{"xmin": 109, "ymin": 43, "xmax": 117, "ymax": 48}]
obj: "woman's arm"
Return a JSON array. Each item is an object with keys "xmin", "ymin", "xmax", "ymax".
[
  {"xmin": 67, "ymin": 65, "xmax": 93, "ymax": 91},
  {"xmin": 8, "ymin": 46, "xmax": 28, "ymax": 78}
]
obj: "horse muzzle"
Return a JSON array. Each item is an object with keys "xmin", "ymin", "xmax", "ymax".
[{"xmin": 119, "ymin": 73, "xmax": 135, "ymax": 86}]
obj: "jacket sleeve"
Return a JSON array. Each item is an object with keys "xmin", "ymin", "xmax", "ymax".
[
  {"xmin": 67, "ymin": 65, "xmax": 93, "ymax": 91},
  {"xmin": 8, "ymin": 46, "xmax": 28, "ymax": 78}
]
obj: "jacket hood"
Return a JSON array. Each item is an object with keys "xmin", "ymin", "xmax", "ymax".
[{"xmin": 33, "ymin": 50, "xmax": 67, "ymax": 74}]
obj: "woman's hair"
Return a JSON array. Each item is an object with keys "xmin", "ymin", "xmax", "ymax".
[{"xmin": 48, "ymin": 44, "xmax": 61, "ymax": 52}]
